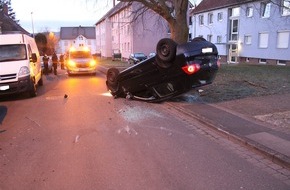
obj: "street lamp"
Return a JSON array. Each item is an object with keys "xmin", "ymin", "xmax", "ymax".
[{"xmin": 31, "ymin": 12, "xmax": 35, "ymax": 37}]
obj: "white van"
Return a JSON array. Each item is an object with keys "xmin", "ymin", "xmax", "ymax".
[{"xmin": 0, "ymin": 33, "xmax": 43, "ymax": 97}]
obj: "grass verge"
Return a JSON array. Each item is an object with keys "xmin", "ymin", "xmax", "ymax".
[{"xmin": 197, "ymin": 64, "xmax": 290, "ymax": 103}]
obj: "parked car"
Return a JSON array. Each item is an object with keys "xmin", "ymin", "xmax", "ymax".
[
  {"xmin": 148, "ymin": 52, "xmax": 156, "ymax": 58},
  {"xmin": 128, "ymin": 52, "xmax": 147, "ymax": 64},
  {"xmin": 112, "ymin": 49, "xmax": 122, "ymax": 61},
  {"xmin": 106, "ymin": 37, "xmax": 219, "ymax": 103}
]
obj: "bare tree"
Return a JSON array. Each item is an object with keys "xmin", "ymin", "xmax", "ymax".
[{"xmin": 119, "ymin": 0, "xmax": 190, "ymax": 44}]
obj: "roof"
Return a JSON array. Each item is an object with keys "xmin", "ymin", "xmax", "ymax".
[
  {"xmin": 0, "ymin": 11, "xmax": 30, "ymax": 35},
  {"xmin": 60, "ymin": 26, "xmax": 96, "ymax": 40},
  {"xmin": 95, "ymin": 2, "xmax": 131, "ymax": 25},
  {"xmin": 192, "ymin": 0, "xmax": 256, "ymax": 14}
]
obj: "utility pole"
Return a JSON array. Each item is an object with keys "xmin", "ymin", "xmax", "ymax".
[{"xmin": 31, "ymin": 12, "xmax": 35, "ymax": 37}]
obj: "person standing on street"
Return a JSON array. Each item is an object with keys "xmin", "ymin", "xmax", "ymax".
[
  {"xmin": 59, "ymin": 54, "xmax": 65, "ymax": 70},
  {"xmin": 43, "ymin": 54, "xmax": 49, "ymax": 75},
  {"xmin": 52, "ymin": 52, "xmax": 58, "ymax": 75}
]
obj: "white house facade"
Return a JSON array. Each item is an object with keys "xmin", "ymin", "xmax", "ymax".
[
  {"xmin": 191, "ymin": 0, "xmax": 290, "ymax": 65},
  {"xmin": 59, "ymin": 26, "xmax": 97, "ymax": 55}
]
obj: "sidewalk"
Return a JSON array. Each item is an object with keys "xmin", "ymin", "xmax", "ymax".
[
  {"xmin": 98, "ymin": 65, "xmax": 290, "ymax": 169},
  {"xmin": 169, "ymin": 93, "xmax": 290, "ymax": 169}
]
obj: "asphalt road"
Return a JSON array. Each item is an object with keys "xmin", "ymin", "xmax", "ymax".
[{"xmin": 0, "ymin": 69, "xmax": 289, "ymax": 189}]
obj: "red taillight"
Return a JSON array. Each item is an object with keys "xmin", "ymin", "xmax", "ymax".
[{"xmin": 182, "ymin": 64, "xmax": 200, "ymax": 75}]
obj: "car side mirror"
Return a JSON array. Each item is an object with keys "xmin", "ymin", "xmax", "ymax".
[{"xmin": 30, "ymin": 53, "xmax": 37, "ymax": 63}]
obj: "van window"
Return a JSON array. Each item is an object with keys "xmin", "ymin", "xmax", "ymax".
[{"xmin": 0, "ymin": 44, "xmax": 27, "ymax": 62}]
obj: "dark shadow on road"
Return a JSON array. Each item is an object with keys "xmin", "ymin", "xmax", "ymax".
[{"xmin": 0, "ymin": 105, "xmax": 7, "ymax": 127}]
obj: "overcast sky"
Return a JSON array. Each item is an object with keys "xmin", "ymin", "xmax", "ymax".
[
  {"xmin": 11, "ymin": 0, "xmax": 201, "ymax": 34},
  {"xmin": 12, "ymin": 0, "xmax": 115, "ymax": 33}
]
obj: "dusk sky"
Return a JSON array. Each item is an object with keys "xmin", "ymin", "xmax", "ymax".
[
  {"xmin": 11, "ymin": 0, "xmax": 115, "ymax": 33},
  {"xmin": 11, "ymin": 0, "xmax": 200, "ymax": 34}
]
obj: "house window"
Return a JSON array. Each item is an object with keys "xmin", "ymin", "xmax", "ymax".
[
  {"xmin": 277, "ymin": 31, "xmax": 290, "ymax": 48},
  {"xmin": 199, "ymin": 15, "xmax": 204, "ymax": 25},
  {"xmin": 259, "ymin": 32, "xmax": 269, "ymax": 48},
  {"xmin": 246, "ymin": 7, "xmax": 253, "ymax": 17},
  {"xmin": 189, "ymin": 33, "xmax": 192, "ymax": 40},
  {"xmin": 208, "ymin": 13, "xmax": 213, "ymax": 24},
  {"xmin": 261, "ymin": 2, "xmax": 271, "ymax": 18},
  {"xmin": 259, "ymin": 59, "xmax": 267, "ymax": 64},
  {"xmin": 207, "ymin": 35, "xmax": 212, "ymax": 42},
  {"xmin": 230, "ymin": 7, "xmax": 240, "ymax": 17},
  {"xmin": 244, "ymin": 35, "xmax": 252, "ymax": 45},
  {"xmin": 282, "ymin": 0, "xmax": 290, "ymax": 16},
  {"xmin": 189, "ymin": 16, "xmax": 193, "ymax": 25},
  {"xmin": 217, "ymin": 35, "xmax": 222, "ymax": 43},
  {"xmin": 217, "ymin": 12, "xmax": 223, "ymax": 21},
  {"xmin": 230, "ymin": 19, "xmax": 239, "ymax": 41},
  {"xmin": 277, "ymin": 60, "xmax": 287, "ymax": 65}
]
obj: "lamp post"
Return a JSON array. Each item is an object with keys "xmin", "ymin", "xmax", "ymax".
[{"xmin": 31, "ymin": 12, "xmax": 35, "ymax": 37}]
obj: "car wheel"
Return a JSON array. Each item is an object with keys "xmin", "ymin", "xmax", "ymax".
[
  {"xmin": 156, "ymin": 38, "xmax": 177, "ymax": 68},
  {"xmin": 106, "ymin": 68, "xmax": 120, "ymax": 94}
]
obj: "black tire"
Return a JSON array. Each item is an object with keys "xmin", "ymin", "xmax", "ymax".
[
  {"xmin": 106, "ymin": 68, "xmax": 120, "ymax": 94},
  {"xmin": 38, "ymin": 75, "xmax": 43, "ymax": 86},
  {"xmin": 192, "ymin": 37, "xmax": 206, "ymax": 41},
  {"xmin": 156, "ymin": 38, "xmax": 177, "ymax": 68},
  {"xmin": 156, "ymin": 38, "xmax": 177, "ymax": 62},
  {"xmin": 28, "ymin": 78, "xmax": 37, "ymax": 97}
]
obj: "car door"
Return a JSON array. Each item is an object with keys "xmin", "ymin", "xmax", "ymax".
[{"xmin": 27, "ymin": 44, "xmax": 39, "ymax": 77}]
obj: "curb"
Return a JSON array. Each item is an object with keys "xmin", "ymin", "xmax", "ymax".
[{"xmin": 166, "ymin": 102, "xmax": 290, "ymax": 170}]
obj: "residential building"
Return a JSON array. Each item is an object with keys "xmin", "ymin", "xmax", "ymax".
[
  {"xmin": 59, "ymin": 26, "xmax": 97, "ymax": 54},
  {"xmin": 191, "ymin": 0, "xmax": 290, "ymax": 65},
  {"xmin": 0, "ymin": 4, "xmax": 30, "ymax": 35},
  {"xmin": 95, "ymin": 2, "xmax": 170, "ymax": 59}
]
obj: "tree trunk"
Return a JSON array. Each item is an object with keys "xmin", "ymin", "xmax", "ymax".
[
  {"xmin": 170, "ymin": 0, "xmax": 189, "ymax": 44},
  {"xmin": 170, "ymin": 19, "xmax": 189, "ymax": 44}
]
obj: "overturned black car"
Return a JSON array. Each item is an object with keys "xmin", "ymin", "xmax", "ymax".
[{"xmin": 106, "ymin": 37, "xmax": 219, "ymax": 103}]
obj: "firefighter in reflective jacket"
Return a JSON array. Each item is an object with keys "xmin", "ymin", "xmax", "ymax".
[{"xmin": 52, "ymin": 52, "xmax": 58, "ymax": 75}]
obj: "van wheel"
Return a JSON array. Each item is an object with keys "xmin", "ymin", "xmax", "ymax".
[
  {"xmin": 28, "ymin": 78, "xmax": 37, "ymax": 97},
  {"xmin": 156, "ymin": 38, "xmax": 177, "ymax": 68}
]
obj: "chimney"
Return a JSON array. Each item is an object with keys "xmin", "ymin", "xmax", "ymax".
[
  {"xmin": 113, "ymin": 0, "xmax": 115, "ymax": 7},
  {"xmin": 3, "ymin": 4, "xmax": 9, "ymax": 15}
]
